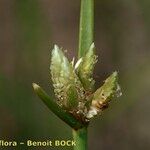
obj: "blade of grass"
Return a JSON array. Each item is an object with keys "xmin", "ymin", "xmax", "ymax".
[{"xmin": 32, "ymin": 83, "xmax": 84, "ymax": 130}]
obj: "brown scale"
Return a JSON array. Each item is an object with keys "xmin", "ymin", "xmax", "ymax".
[
  {"xmin": 69, "ymin": 109, "xmax": 89, "ymax": 124},
  {"xmin": 92, "ymin": 96, "xmax": 109, "ymax": 111}
]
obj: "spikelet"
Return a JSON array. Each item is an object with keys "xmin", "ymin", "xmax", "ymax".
[
  {"xmin": 86, "ymin": 71, "xmax": 122, "ymax": 119},
  {"xmin": 50, "ymin": 44, "xmax": 121, "ymax": 121},
  {"xmin": 77, "ymin": 43, "xmax": 98, "ymax": 92},
  {"xmin": 50, "ymin": 45, "xmax": 85, "ymax": 111}
]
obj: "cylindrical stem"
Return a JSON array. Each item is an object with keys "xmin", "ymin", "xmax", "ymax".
[
  {"xmin": 73, "ymin": 127, "xmax": 88, "ymax": 150},
  {"xmin": 78, "ymin": 0, "xmax": 94, "ymax": 58},
  {"xmin": 75, "ymin": 0, "xmax": 94, "ymax": 149}
]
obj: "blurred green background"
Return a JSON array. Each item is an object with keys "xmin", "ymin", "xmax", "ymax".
[{"xmin": 0, "ymin": 0, "xmax": 150, "ymax": 150}]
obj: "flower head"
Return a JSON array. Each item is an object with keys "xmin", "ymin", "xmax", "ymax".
[{"xmin": 50, "ymin": 44, "xmax": 121, "ymax": 122}]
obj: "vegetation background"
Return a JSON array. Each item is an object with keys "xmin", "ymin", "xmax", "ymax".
[{"xmin": 0, "ymin": 0, "xmax": 150, "ymax": 149}]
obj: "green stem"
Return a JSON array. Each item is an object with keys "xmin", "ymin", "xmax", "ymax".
[
  {"xmin": 73, "ymin": 0, "xmax": 94, "ymax": 149},
  {"xmin": 78, "ymin": 0, "xmax": 94, "ymax": 58},
  {"xmin": 32, "ymin": 83, "xmax": 84, "ymax": 130},
  {"xmin": 73, "ymin": 127, "xmax": 88, "ymax": 150}
]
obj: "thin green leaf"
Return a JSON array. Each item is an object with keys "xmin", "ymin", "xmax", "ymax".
[{"xmin": 32, "ymin": 83, "xmax": 84, "ymax": 129}]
